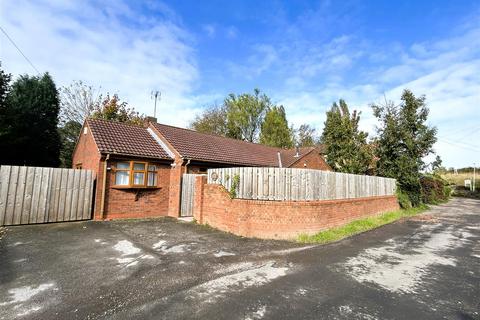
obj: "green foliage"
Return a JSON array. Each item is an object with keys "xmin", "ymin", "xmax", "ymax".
[
  {"xmin": 189, "ymin": 104, "xmax": 229, "ymax": 136},
  {"xmin": 296, "ymin": 124, "xmax": 317, "ymax": 147},
  {"xmin": 321, "ymin": 99, "xmax": 373, "ymax": 174},
  {"xmin": 0, "ymin": 71, "xmax": 61, "ymax": 167},
  {"xmin": 90, "ymin": 94, "xmax": 145, "ymax": 126},
  {"xmin": 229, "ymin": 174, "xmax": 240, "ymax": 198},
  {"xmin": 58, "ymin": 120, "xmax": 82, "ymax": 168},
  {"xmin": 396, "ymin": 189, "xmax": 412, "ymax": 209},
  {"xmin": 0, "ymin": 64, "xmax": 11, "ymax": 109},
  {"xmin": 298, "ymin": 205, "xmax": 427, "ymax": 244},
  {"xmin": 259, "ymin": 105, "xmax": 294, "ymax": 148},
  {"xmin": 225, "ymin": 88, "xmax": 270, "ymax": 142},
  {"xmin": 420, "ymin": 174, "xmax": 450, "ymax": 204},
  {"xmin": 372, "ymin": 90, "xmax": 437, "ymax": 206}
]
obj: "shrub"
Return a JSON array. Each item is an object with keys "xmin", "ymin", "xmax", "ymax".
[
  {"xmin": 229, "ymin": 174, "xmax": 240, "ymax": 198},
  {"xmin": 420, "ymin": 174, "xmax": 449, "ymax": 204},
  {"xmin": 396, "ymin": 188, "xmax": 412, "ymax": 209}
]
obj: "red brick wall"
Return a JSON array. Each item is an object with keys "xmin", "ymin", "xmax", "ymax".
[
  {"xmin": 102, "ymin": 161, "xmax": 171, "ymax": 220},
  {"xmin": 289, "ymin": 151, "xmax": 332, "ymax": 171},
  {"xmin": 72, "ymin": 124, "xmax": 101, "ymax": 174},
  {"xmin": 194, "ymin": 177, "xmax": 399, "ymax": 240}
]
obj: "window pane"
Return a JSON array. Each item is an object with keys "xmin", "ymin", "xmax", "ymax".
[
  {"xmin": 147, "ymin": 172, "xmax": 157, "ymax": 186},
  {"xmin": 115, "ymin": 171, "xmax": 129, "ymax": 185},
  {"xmin": 117, "ymin": 162, "xmax": 130, "ymax": 170},
  {"xmin": 133, "ymin": 172, "xmax": 145, "ymax": 185},
  {"xmin": 133, "ymin": 163, "xmax": 145, "ymax": 170},
  {"xmin": 148, "ymin": 165, "xmax": 157, "ymax": 171}
]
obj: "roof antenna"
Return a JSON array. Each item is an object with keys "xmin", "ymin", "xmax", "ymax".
[{"xmin": 151, "ymin": 90, "xmax": 161, "ymax": 119}]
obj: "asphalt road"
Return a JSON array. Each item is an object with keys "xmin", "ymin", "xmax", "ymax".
[{"xmin": 0, "ymin": 197, "xmax": 479, "ymax": 319}]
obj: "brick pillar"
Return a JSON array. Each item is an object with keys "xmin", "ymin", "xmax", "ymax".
[
  {"xmin": 167, "ymin": 160, "xmax": 185, "ymax": 217},
  {"xmin": 193, "ymin": 175, "xmax": 207, "ymax": 223}
]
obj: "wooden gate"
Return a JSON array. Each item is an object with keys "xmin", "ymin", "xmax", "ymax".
[
  {"xmin": 180, "ymin": 174, "xmax": 204, "ymax": 217},
  {"xmin": 0, "ymin": 166, "xmax": 95, "ymax": 226}
]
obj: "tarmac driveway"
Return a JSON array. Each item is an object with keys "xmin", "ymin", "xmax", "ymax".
[{"xmin": 0, "ymin": 197, "xmax": 479, "ymax": 319}]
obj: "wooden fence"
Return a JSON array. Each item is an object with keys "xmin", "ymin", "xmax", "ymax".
[
  {"xmin": 207, "ymin": 167, "xmax": 396, "ymax": 201},
  {"xmin": 180, "ymin": 174, "xmax": 205, "ymax": 217},
  {"xmin": 0, "ymin": 166, "xmax": 95, "ymax": 226}
]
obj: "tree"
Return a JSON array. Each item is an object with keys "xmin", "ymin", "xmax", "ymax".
[
  {"xmin": 189, "ymin": 104, "xmax": 229, "ymax": 136},
  {"xmin": 431, "ymin": 155, "xmax": 443, "ymax": 172},
  {"xmin": 90, "ymin": 94, "xmax": 144, "ymax": 126},
  {"xmin": 321, "ymin": 99, "xmax": 372, "ymax": 174},
  {"xmin": 296, "ymin": 124, "xmax": 317, "ymax": 147},
  {"xmin": 0, "ymin": 72, "xmax": 61, "ymax": 167},
  {"xmin": 60, "ymin": 80, "xmax": 101, "ymax": 125},
  {"xmin": 372, "ymin": 89, "xmax": 437, "ymax": 206},
  {"xmin": 225, "ymin": 88, "xmax": 270, "ymax": 142},
  {"xmin": 260, "ymin": 105, "xmax": 294, "ymax": 148},
  {"xmin": 0, "ymin": 65, "xmax": 12, "ymax": 139},
  {"xmin": 59, "ymin": 120, "xmax": 82, "ymax": 168}
]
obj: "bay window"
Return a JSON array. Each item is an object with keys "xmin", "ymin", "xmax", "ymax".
[{"xmin": 114, "ymin": 161, "xmax": 158, "ymax": 187}]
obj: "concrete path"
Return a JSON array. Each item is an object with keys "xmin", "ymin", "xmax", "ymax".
[{"xmin": 0, "ymin": 197, "xmax": 478, "ymax": 319}]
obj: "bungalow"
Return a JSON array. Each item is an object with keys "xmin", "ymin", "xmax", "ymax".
[{"xmin": 72, "ymin": 118, "xmax": 332, "ymax": 220}]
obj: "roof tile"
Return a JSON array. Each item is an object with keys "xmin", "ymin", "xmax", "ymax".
[{"xmin": 87, "ymin": 119, "xmax": 171, "ymax": 159}]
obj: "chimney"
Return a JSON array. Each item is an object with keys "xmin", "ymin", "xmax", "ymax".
[
  {"xmin": 294, "ymin": 146, "xmax": 300, "ymax": 157},
  {"xmin": 144, "ymin": 116, "xmax": 157, "ymax": 127}
]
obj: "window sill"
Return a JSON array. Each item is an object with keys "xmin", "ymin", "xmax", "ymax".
[{"xmin": 111, "ymin": 186, "xmax": 161, "ymax": 190}]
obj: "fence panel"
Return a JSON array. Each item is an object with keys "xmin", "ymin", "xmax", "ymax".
[
  {"xmin": 208, "ymin": 167, "xmax": 396, "ymax": 201},
  {"xmin": 0, "ymin": 166, "xmax": 94, "ymax": 226}
]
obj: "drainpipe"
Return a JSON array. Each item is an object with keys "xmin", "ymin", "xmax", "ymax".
[
  {"xmin": 100, "ymin": 153, "xmax": 110, "ymax": 219},
  {"xmin": 277, "ymin": 152, "xmax": 283, "ymax": 168},
  {"xmin": 184, "ymin": 158, "xmax": 191, "ymax": 173}
]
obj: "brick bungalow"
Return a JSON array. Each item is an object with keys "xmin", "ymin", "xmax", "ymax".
[{"xmin": 72, "ymin": 118, "xmax": 331, "ymax": 220}]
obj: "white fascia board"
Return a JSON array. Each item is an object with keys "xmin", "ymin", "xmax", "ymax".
[{"xmin": 147, "ymin": 127, "xmax": 175, "ymax": 159}]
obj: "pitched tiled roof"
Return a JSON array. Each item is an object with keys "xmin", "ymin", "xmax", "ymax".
[
  {"xmin": 87, "ymin": 119, "xmax": 172, "ymax": 159},
  {"xmin": 151, "ymin": 123, "xmax": 283, "ymax": 166},
  {"xmin": 280, "ymin": 147, "xmax": 317, "ymax": 167}
]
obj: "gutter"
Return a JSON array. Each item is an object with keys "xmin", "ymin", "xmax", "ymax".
[{"xmin": 100, "ymin": 153, "xmax": 110, "ymax": 219}]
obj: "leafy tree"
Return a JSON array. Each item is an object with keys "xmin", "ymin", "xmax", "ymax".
[
  {"xmin": 0, "ymin": 64, "xmax": 11, "ymax": 108},
  {"xmin": 296, "ymin": 124, "xmax": 317, "ymax": 147},
  {"xmin": 372, "ymin": 89, "xmax": 437, "ymax": 206},
  {"xmin": 431, "ymin": 155, "xmax": 442, "ymax": 172},
  {"xmin": 321, "ymin": 99, "xmax": 372, "ymax": 174},
  {"xmin": 90, "ymin": 94, "xmax": 144, "ymax": 126},
  {"xmin": 225, "ymin": 88, "xmax": 270, "ymax": 142},
  {"xmin": 0, "ymin": 72, "xmax": 61, "ymax": 167},
  {"xmin": 59, "ymin": 120, "xmax": 82, "ymax": 168},
  {"xmin": 260, "ymin": 105, "xmax": 294, "ymax": 148},
  {"xmin": 189, "ymin": 104, "xmax": 229, "ymax": 136}
]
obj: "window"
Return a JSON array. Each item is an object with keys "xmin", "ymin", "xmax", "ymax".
[{"xmin": 114, "ymin": 161, "xmax": 158, "ymax": 187}]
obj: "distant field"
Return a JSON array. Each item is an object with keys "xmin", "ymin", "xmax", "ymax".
[{"xmin": 442, "ymin": 172, "xmax": 479, "ymax": 188}]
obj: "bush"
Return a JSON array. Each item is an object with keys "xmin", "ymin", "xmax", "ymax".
[
  {"xmin": 396, "ymin": 188, "xmax": 412, "ymax": 209},
  {"xmin": 420, "ymin": 174, "xmax": 450, "ymax": 204}
]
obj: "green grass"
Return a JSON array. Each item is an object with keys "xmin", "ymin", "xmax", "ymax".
[{"xmin": 297, "ymin": 205, "xmax": 428, "ymax": 244}]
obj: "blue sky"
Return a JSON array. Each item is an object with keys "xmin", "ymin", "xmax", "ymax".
[{"xmin": 1, "ymin": 0, "xmax": 479, "ymax": 168}]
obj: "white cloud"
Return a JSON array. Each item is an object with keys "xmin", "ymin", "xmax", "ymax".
[
  {"xmin": 0, "ymin": 0, "xmax": 199, "ymax": 126},
  {"xmin": 202, "ymin": 24, "xmax": 216, "ymax": 38},
  {"xmin": 226, "ymin": 26, "xmax": 238, "ymax": 39},
  {"xmin": 276, "ymin": 21, "xmax": 480, "ymax": 168}
]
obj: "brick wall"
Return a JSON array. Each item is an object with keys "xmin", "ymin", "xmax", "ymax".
[
  {"xmin": 289, "ymin": 150, "xmax": 332, "ymax": 171},
  {"xmin": 72, "ymin": 124, "xmax": 101, "ymax": 173},
  {"xmin": 193, "ymin": 176, "xmax": 399, "ymax": 240},
  {"xmin": 102, "ymin": 162, "xmax": 171, "ymax": 220}
]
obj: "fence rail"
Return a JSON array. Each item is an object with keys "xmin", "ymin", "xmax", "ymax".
[
  {"xmin": 0, "ymin": 166, "xmax": 94, "ymax": 226},
  {"xmin": 207, "ymin": 167, "xmax": 396, "ymax": 201}
]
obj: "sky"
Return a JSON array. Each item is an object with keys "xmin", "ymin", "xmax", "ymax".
[{"xmin": 1, "ymin": 0, "xmax": 479, "ymax": 168}]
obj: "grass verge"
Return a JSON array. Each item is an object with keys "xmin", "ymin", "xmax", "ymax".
[{"xmin": 297, "ymin": 205, "xmax": 428, "ymax": 244}]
